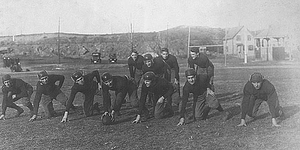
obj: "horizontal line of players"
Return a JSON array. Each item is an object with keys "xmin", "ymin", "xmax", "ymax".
[{"xmin": 0, "ymin": 48, "xmax": 285, "ymax": 127}]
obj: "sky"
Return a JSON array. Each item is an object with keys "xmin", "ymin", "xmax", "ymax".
[{"xmin": 0, "ymin": 0, "xmax": 300, "ymax": 35}]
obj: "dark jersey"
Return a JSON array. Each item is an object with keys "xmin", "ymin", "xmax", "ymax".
[
  {"xmin": 241, "ymin": 79, "xmax": 278, "ymax": 119},
  {"xmin": 158, "ymin": 54, "xmax": 179, "ymax": 81},
  {"xmin": 102, "ymin": 76, "xmax": 128, "ymax": 112},
  {"xmin": 142, "ymin": 57, "xmax": 170, "ymax": 79},
  {"xmin": 66, "ymin": 70, "xmax": 101, "ymax": 112},
  {"xmin": 2, "ymin": 78, "xmax": 32, "ymax": 115},
  {"xmin": 128, "ymin": 55, "xmax": 144, "ymax": 78},
  {"xmin": 33, "ymin": 74, "xmax": 65, "ymax": 115},
  {"xmin": 138, "ymin": 77, "xmax": 173, "ymax": 115},
  {"xmin": 179, "ymin": 74, "xmax": 211, "ymax": 118},
  {"xmin": 188, "ymin": 53, "xmax": 214, "ymax": 78}
]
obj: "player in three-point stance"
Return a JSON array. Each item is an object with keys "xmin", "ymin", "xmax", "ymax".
[
  {"xmin": 101, "ymin": 72, "xmax": 138, "ymax": 124},
  {"xmin": 132, "ymin": 71, "xmax": 174, "ymax": 123},
  {"xmin": 61, "ymin": 70, "xmax": 101, "ymax": 122},
  {"xmin": 177, "ymin": 69, "xmax": 229, "ymax": 126},
  {"xmin": 0, "ymin": 74, "xmax": 34, "ymax": 120},
  {"xmin": 237, "ymin": 72, "xmax": 285, "ymax": 127},
  {"xmin": 29, "ymin": 70, "xmax": 75, "ymax": 121}
]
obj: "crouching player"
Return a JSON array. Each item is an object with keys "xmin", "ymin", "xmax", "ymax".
[
  {"xmin": 177, "ymin": 69, "xmax": 229, "ymax": 126},
  {"xmin": 29, "ymin": 70, "xmax": 75, "ymax": 121},
  {"xmin": 0, "ymin": 74, "xmax": 34, "ymax": 120},
  {"xmin": 237, "ymin": 72, "xmax": 285, "ymax": 127},
  {"xmin": 61, "ymin": 70, "xmax": 101, "ymax": 122},
  {"xmin": 132, "ymin": 71, "xmax": 174, "ymax": 123},
  {"xmin": 101, "ymin": 72, "xmax": 138, "ymax": 125}
]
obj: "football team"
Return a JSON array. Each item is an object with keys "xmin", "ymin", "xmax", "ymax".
[{"xmin": 0, "ymin": 48, "xmax": 285, "ymax": 127}]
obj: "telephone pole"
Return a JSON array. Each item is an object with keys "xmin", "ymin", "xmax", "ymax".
[{"xmin": 57, "ymin": 17, "xmax": 61, "ymax": 64}]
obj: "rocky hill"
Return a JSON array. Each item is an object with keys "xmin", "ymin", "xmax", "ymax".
[{"xmin": 0, "ymin": 26, "xmax": 225, "ymax": 59}]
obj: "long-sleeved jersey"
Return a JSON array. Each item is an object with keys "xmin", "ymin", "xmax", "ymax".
[
  {"xmin": 179, "ymin": 74, "xmax": 210, "ymax": 118},
  {"xmin": 158, "ymin": 54, "xmax": 179, "ymax": 81},
  {"xmin": 241, "ymin": 79, "xmax": 278, "ymax": 119},
  {"xmin": 2, "ymin": 78, "xmax": 32, "ymax": 115},
  {"xmin": 33, "ymin": 74, "xmax": 65, "ymax": 115},
  {"xmin": 138, "ymin": 77, "xmax": 173, "ymax": 115},
  {"xmin": 102, "ymin": 76, "xmax": 128, "ymax": 112},
  {"xmin": 66, "ymin": 70, "xmax": 101, "ymax": 112},
  {"xmin": 188, "ymin": 53, "xmax": 214, "ymax": 77},
  {"xmin": 128, "ymin": 55, "xmax": 144, "ymax": 78},
  {"xmin": 142, "ymin": 57, "xmax": 170, "ymax": 79}
]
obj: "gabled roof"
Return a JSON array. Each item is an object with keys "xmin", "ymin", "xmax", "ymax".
[
  {"xmin": 256, "ymin": 26, "xmax": 288, "ymax": 38},
  {"xmin": 224, "ymin": 26, "xmax": 244, "ymax": 40}
]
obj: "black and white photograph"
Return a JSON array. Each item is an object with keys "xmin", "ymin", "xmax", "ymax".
[{"xmin": 0, "ymin": 0, "xmax": 300, "ymax": 149}]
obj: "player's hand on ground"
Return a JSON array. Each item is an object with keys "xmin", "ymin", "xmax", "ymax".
[
  {"xmin": 157, "ymin": 96, "xmax": 164, "ymax": 103},
  {"xmin": 132, "ymin": 115, "xmax": 141, "ymax": 124},
  {"xmin": 272, "ymin": 118, "xmax": 281, "ymax": 127},
  {"xmin": 206, "ymin": 88, "xmax": 215, "ymax": 96},
  {"xmin": 29, "ymin": 115, "xmax": 37, "ymax": 122},
  {"xmin": 61, "ymin": 112, "xmax": 69, "ymax": 123},
  {"xmin": 174, "ymin": 78, "xmax": 179, "ymax": 85},
  {"xmin": 0, "ymin": 114, "xmax": 5, "ymax": 120},
  {"xmin": 237, "ymin": 119, "xmax": 247, "ymax": 127},
  {"xmin": 177, "ymin": 118, "xmax": 185, "ymax": 126}
]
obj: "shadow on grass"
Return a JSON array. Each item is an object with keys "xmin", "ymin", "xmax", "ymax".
[{"xmin": 216, "ymin": 91, "xmax": 243, "ymax": 102}]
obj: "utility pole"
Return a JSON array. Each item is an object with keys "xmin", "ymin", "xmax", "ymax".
[
  {"xmin": 187, "ymin": 26, "xmax": 191, "ymax": 66},
  {"xmin": 58, "ymin": 17, "xmax": 61, "ymax": 64},
  {"xmin": 244, "ymin": 27, "xmax": 247, "ymax": 63},
  {"xmin": 130, "ymin": 23, "xmax": 133, "ymax": 51},
  {"xmin": 225, "ymin": 28, "xmax": 227, "ymax": 66}
]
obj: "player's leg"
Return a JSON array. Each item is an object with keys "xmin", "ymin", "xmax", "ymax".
[
  {"xmin": 6, "ymin": 101, "xmax": 24, "ymax": 117},
  {"xmin": 195, "ymin": 92, "xmax": 210, "ymax": 120},
  {"xmin": 251, "ymin": 98, "xmax": 263, "ymax": 118},
  {"xmin": 41, "ymin": 95, "xmax": 55, "ymax": 118},
  {"xmin": 127, "ymin": 81, "xmax": 139, "ymax": 108}
]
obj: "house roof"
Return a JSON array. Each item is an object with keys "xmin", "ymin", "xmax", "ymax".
[
  {"xmin": 224, "ymin": 26, "xmax": 244, "ymax": 40},
  {"xmin": 256, "ymin": 26, "xmax": 288, "ymax": 38}
]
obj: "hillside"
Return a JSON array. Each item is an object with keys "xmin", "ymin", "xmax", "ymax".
[{"xmin": 0, "ymin": 26, "xmax": 225, "ymax": 59}]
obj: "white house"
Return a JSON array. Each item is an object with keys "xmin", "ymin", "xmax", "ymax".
[{"xmin": 223, "ymin": 26, "xmax": 255, "ymax": 59}]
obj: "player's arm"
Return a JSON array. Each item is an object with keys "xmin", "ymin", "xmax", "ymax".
[
  {"xmin": 128, "ymin": 59, "xmax": 135, "ymax": 78},
  {"xmin": 173, "ymin": 57, "xmax": 180, "ymax": 82},
  {"xmin": 15, "ymin": 80, "xmax": 28, "ymax": 100},
  {"xmin": 30, "ymin": 83, "xmax": 43, "ymax": 121},
  {"xmin": 133, "ymin": 83, "xmax": 148, "ymax": 123},
  {"xmin": 102, "ymin": 85, "xmax": 111, "ymax": 113},
  {"xmin": 61, "ymin": 87, "xmax": 78, "ymax": 123},
  {"xmin": 177, "ymin": 84, "xmax": 189, "ymax": 126}
]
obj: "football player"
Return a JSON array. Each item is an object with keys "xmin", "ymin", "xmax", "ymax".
[
  {"xmin": 0, "ymin": 74, "xmax": 34, "ymax": 120},
  {"xmin": 101, "ymin": 72, "xmax": 138, "ymax": 124},
  {"xmin": 61, "ymin": 70, "xmax": 101, "ymax": 122},
  {"xmin": 237, "ymin": 72, "xmax": 285, "ymax": 127},
  {"xmin": 132, "ymin": 71, "xmax": 174, "ymax": 123},
  {"xmin": 29, "ymin": 70, "xmax": 75, "ymax": 121}
]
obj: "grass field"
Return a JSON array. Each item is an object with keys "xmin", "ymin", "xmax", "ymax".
[{"xmin": 1, "ymin": 56, "xmax": 300, "ymax": 150}]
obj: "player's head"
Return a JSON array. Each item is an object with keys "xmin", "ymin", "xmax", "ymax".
[
  {"xmin": 131, "ymin": 50, "xmax": 138, "ymax": 60},
  {"xmin": 143, "ymin": 71, "xmax": 156, "ymax": 87},
  {"xmin": 101, "ymin": 72, "xmax": 113, "ymax": 87},
  {"xmin": 102, "ymin": 113, "xmax": 112, "ymax": 125},
  {"xmin": 38, "ymin": 70, "xmax": 49, "ymax": 85},
  {"xmin": 2, "ymin": 74, "xmax": 11, "ymax": 87},
  {"xmin": 72, "ymin": 71, "xmax": 84, "ymax": 85},
  {"xmin": 144, "ymin": 54, "xmax": 153, "ymax": 67},
  {"xmin": 161, "ymin": 48, "xmax": 169, "ymax": 60},
  {"xmin": 190, "ymin": 48, "xmax": 199, "ymax": 60},
  {"xmin": 185, "ymin": 69, "xmax": 196, "ymax": 85},
  {"xmin": 250, "ymin": 72, "xmax": 264, "ymax": 90}
]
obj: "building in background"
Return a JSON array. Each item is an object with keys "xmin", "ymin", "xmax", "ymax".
[{"xmin": 223, "ymin": 26, "xmax": 255, "ymax": 60}]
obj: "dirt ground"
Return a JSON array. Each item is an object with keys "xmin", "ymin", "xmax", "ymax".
[{"xmin": 1, "ymin": 56, "xmax": 300, "ymax": 150}]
